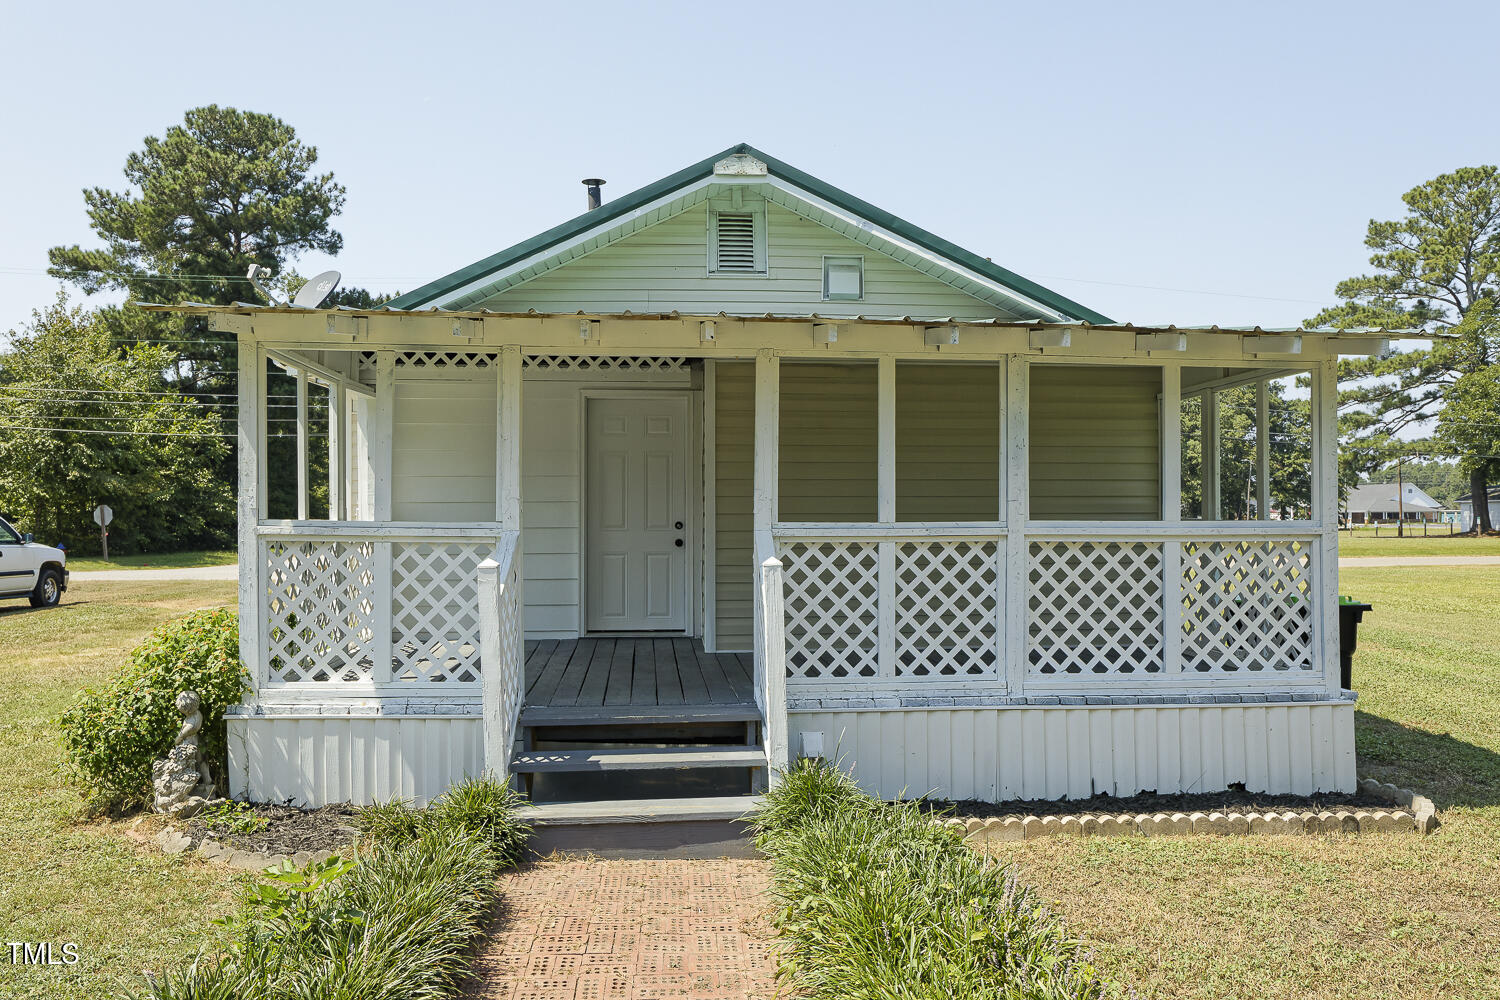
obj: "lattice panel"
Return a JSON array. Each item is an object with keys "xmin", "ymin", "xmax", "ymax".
[
  {"xmin": 1181, "ymin": 541, "xmax": 1314, "ymax": 672},
  {"xmin": 778, "ymin": 541, "xmax": 879, "ymax": 679},
  {"xmin": 1028, "ymin": 541, "xmax": 1165, "ymax": 675},
  {"xmin": 895, "ymin": 540, "xmax": 1001, "ymax": 677},
  {"xmin": 264, "ymin": 538, "xmax": 377, "ymax": 683},
  {"xmin": 390, "ymin": 541, "xmax": 492, "ymax": 682},
  {"xmin": 523, "ymin": 355, "xmax": 689, "ymax": 376}
]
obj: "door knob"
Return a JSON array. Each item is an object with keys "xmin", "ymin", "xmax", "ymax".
[
  {"xmin": 675, "ymin": 539, "xmax": 684, "ymax": 547},
  {"xmin": 675, "ymin": 521, "xmax": 684, "ymax": 530}
]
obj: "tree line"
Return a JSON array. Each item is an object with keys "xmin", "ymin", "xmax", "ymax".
[{"xmin": 0, "ymin": 106, "xmax": 389, "ymax": 554}]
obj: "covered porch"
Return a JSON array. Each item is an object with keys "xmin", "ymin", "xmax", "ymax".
[{"xmin": 203, "ymin": 307, "xmax": 1370, "ymax": 806}]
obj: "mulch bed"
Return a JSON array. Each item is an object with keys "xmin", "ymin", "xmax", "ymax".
[
  {"xmin": 184, "ymin": 803, "xmax": 360, "ymax": 855},
  {"xmin": 932, "ymin": 788, "xmax": 1392, "ymax": 820}
]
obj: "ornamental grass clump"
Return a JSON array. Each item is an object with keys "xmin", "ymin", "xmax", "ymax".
[
  {"xmin": 754, "ymin": 758, "xmax": 1108, "ymax": 1000},
  {"xmin": 58, "ymin": 607, "xmax": 245, "ymax": 808},
  {"xmin": 140, "ymin": 777, "xmax": 528, "ymax": 1000}
]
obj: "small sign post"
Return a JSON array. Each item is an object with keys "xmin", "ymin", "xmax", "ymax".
[{"xmin": 93, "ymin": 504, "xmax": 113, "ymax": 562}]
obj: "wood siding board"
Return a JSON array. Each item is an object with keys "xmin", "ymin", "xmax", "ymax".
[{"xmin": 1029, "ymin": 365, "xmax": 1162, "ymax": 520}]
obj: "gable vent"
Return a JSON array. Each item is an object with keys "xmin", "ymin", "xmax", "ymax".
[{"xmin": 715, "ymin": 213, "xmax": 758, "ymax": 271}]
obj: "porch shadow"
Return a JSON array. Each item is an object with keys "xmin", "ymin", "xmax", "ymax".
[{"xmin": 1354, "ymin": 709, "xmax": 1500, "ymax": 810}]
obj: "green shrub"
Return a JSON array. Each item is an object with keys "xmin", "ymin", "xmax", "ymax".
[
  {"xmin": 141, "ymin": 786, "xmax": 527, "ymax": 1000},
  {"xmin": 756, "ymin": 759, "xmax": 1108, "ymax": 1000},
  {"xmin": 59, "ymin": 608, "xmax": 245, "ymax": 807},
  {"xmin": 356, "ymin": 776, "xmax": 532, "ymax": 864}
]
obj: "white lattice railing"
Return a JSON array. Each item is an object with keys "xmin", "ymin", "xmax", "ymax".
[
  {"xmin": 478, "ymin": 531, "xmax": 523, "ymax": 782},
  {"xmin": 769, "ymin": 524, "xmax": 1325, "ymax": 691},
  {"xmin": 1026, "ymin": 531, "xmax": 1320, "ymax": 683},
  {"xmin": 257, "ymin": 524, "xmax": 503, "ymax": 692},
  {"xmin": 773, "ymin": 526, "xmax": 1004, "ymax": 688}
]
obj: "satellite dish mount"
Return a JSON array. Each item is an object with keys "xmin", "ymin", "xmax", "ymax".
[{"xmin": 245, "ymin": 266, "xmax": 342, "ymax": 309}]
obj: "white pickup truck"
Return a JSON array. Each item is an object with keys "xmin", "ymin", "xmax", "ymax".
[{"xmin": 0, "ymin": 516, "xmax": 68, "ymax": 608}]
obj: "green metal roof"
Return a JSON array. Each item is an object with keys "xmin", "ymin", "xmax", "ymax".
[{"xmin": 382, "ymin": 143, "xmax": 1114, "ymax": 324}]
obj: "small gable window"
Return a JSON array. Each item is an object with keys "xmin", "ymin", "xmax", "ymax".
[
  {"xmin": 823, "ymin": 255, "xmax": 864, "ymax": 301},
  {"xmin": 709, "ymin": 207, "xmax": 766, "ymax": 274}
]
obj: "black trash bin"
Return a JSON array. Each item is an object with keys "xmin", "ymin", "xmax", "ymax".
[{"xmin": 1338, "ymin": 600, "xmax": 1372, "ymax": 689}]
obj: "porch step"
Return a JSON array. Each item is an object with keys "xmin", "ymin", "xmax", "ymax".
[
  {"xmin": 509, "ymin": 745, "xmax": 766, "ymax": 774},
  {"xmin": 522, "ymin": 795, "xmax": 764, "ymax": 826},
  {"xmin": 520, "ymin": 703, "xmax": 761, "ymax": 727},
  {"xmin": 520, "ymin": 795, "xmax": 764, "ymax": 859}
]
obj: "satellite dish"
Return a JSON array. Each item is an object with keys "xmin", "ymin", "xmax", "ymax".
[{"xmin": 292, "ymin": 270, "xmax": 342, "ymax": 308}]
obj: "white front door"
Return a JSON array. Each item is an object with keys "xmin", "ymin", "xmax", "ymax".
[{"xmin": 585, "ymin": 395, "xmax": 690, "ymax": 632}]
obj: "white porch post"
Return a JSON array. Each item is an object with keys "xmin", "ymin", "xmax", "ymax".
[
  {"xmin": 1201, "ymin": 390, "xmax": 1219, "ymax": 519},
  {"xmin": 372, "ymin": 351, "xmax": 396, "ymax": 683},
  {"xmin": 328, "ymin": 383, "xmax": 346, "ymax": 521},
  {"xmin": 372, "ymin": 352, "xmax": 396, "ymax": 521},
  {"xmin": 1003, "ymin": 355, "xmax": 1029, "ymax": 694},
  {"xmin": 753, "ymin": 350, "xmax": 780, "ymax": 528},
  {"xmin": 876, "ymin": 356, "xmax": 897, "ymax": 678},
  {"xmin": 236, "ymin": 337, "xmax": 264, "ymax": 699},
  {"xmin": 496, "ymin": 345, "xmax": 522, "ymax": 531},
  {"xmin": 1160, "ymin": 362, "xmax": 1183, "ymax": 675},
  {"xmin": 1314, "ymin": 360, "xmax": 1342, "ymax": 695},
  {"xmin": 1256, "ymin": 379, "xmax": 1271, "ymax": 520},
  {"xmin": 295, "ymin": 369, "xmax": 309, "ymax": 521}
]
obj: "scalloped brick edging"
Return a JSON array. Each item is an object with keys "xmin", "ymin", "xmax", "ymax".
[{"xmin": 940, "ymin": 777, "xmax": 1438, "ymax": 843}]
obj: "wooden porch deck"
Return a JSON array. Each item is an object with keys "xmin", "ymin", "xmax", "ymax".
[{"xmin": 522, "ymin": 638, "xmax": 757, "ymax": 715}]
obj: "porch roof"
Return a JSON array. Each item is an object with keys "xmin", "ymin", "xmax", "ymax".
[{"xmin": 136, "ymin": 300, "xmax": 1427, "ymax": 339}]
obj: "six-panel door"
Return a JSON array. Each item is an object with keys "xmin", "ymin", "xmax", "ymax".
[{"xmin": 584, "ymin": 395, "xmax": 689, "ymax": 632}]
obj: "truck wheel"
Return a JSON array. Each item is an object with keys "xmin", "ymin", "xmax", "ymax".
[{"xmin": 30, "ymin": 568, "xmax": 62, "ymax": 608}]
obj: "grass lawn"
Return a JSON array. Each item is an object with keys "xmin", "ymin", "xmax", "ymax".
[
  {"xmin": 0, "ymin": 580, "xmax": 242, "ymax": 1000},
  {"xmin": 990, "ymin": 566, "xmax": 1500, "ymax": 1000},
  {"xmin": 63, "ymin": 549, "xmax": 238, "ymax": 572},
  {"xmin": 1337, "ymin": 531, "xmax": 1500, "ymax": 558}
]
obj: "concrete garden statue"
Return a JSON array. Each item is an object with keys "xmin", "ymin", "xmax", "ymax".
[{"xmin": 151, "ymin": 690, "xmax": 221, "ymax": 818}]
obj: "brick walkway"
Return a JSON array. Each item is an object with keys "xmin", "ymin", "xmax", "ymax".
[{"xmin": 466, "ymin": 858, "xmax": 779, "ymax": 1000}]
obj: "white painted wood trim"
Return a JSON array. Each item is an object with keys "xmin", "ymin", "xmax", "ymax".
[
  {"xmin": 478, "ymin": 530, "xmax": 523, "ymax": 781},
  {"xmin": 373, "ymin": 540, "xmax": 394, "ymax": 685},
  {"xmin": 255, "ymin": 522, "xmax": 504, "ymax": 538},
  {"xmin": 497, "ymin": 346, "xmax": 523, "ymax": 531},
  {"xmin": 753, "ymin": 350, "xmax": 780, "ymax": 527},
  {"xmin": 1003, "ymin": 355, "xmax": 1028, "ymax": 695},
  {"xmin": 877, "ymin": 356, "xmax": 896, "ymax": 522},
  {"xmin": 295, "ymin": 370, "xmax": 310, "ymax": 521},
  {"xmin": 772, "ymin": 522, "xmax": 1004, "ymax": 538},
  {"xmin": 877, "ymin": 540, "xmax": 896, "ymax": 679},
  {"xmin": 372, "ymin": 352, "xmax": 395, "ymax": 521},
  {"xmin": 1160, "ymin": 361, "xmax": 1181, "ymax": 522},
  {"xmin": 758, "ymin": 547, "xmax": 790, "ymax": 781},
  {"xmin": 1023, "ymin": 521, "xmax": 1320, "ymax": 539},
  {"xmin": 1315, "ymin": 360, "xmax": 1342, "ymax": 695},
  {"xmin": 1256, "ymin": 379, "xmax": 1271, "ymax": 520},
  {"xmin": 328, "ymin": 383, "xmax": 346, "ymax": 521},
  {"xmin": 702, "ymin": 360, "xmax": 717, "ymax": 651},
  {"xmin": 237, "ymin": 338, "xmax": 264, "ymax": 698},
  {"xmin": 1201, "ymin": 389, "xmax": 1219, "ymax": 520},
  {"xmin": 255, "ymin": 351, "xmax": 269, "ymax": 518}
]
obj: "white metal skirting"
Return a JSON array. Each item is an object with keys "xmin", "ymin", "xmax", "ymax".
[
  {"xmin": 788, "ymin": 702, "xmax": 1355, "ymax": 802},
  {"xmin": 226, "ymin": 716, "xmax": 484, "ymax": 808}
]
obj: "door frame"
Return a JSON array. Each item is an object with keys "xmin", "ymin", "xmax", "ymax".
[{"xmin": 577, "ymin": 389, "xmax": 700, "ymax": 636}]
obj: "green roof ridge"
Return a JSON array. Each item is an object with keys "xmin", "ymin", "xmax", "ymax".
[{"xmin": 383, "ymin": 142, "xmax": 1113, "ymax": 324}]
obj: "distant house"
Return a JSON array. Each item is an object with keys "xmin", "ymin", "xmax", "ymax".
[
  {"xmin": 1458, "ymin": 488, "xmax": 1500, "ymax": 532},
  {"xmin": 1343, "ymin": 482, "xmax": 1448, "ymax": 524}
]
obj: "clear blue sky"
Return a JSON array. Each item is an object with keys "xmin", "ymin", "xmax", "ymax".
[{"xmin": 2, "ymin": 0, "xmax": 1496, "ymax": 336}]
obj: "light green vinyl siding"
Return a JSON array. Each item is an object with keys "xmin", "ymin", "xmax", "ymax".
[
  {"xmin": 477, "ymin": 203, "xmax": 1016, "ymax": 319},
  {"xmin": 896, "ymin": 363, "xmax": 1000, "ymax": 521},
  {"xmin": 1029, "ymin": 365, "xmax": 1161, "ymax": 520},
  {"xmin": 779, "ymin": 363, "xmax": 878, "ymax": 522},
  {"xmin": 714, "ymin": 363, "xmax": 754, "ymax": 651}
]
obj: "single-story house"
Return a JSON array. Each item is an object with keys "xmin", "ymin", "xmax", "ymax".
[
  {"xmin": 1343, "ymin": 482, "xmax": 1448, "ymax": 524},
  {"xmin": 1458, "ymin": 489, "xmax": 1500, "ymax": 533},
  {"xmin": 153, "ymin": 145, "xmax": 1419, "ymax": 833}
]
